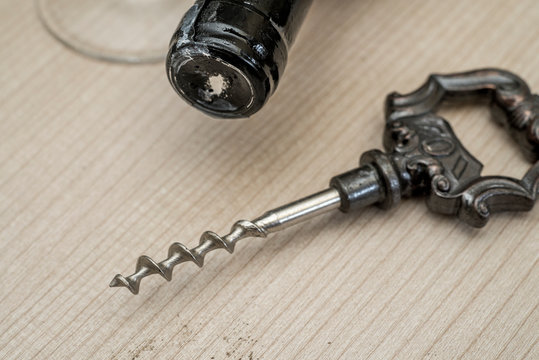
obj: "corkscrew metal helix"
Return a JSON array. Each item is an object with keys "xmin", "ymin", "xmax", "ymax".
[{"xmin": 110, "ymin": 69, "xmax": 539, "ymax": 295}]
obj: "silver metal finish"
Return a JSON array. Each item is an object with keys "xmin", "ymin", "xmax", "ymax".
[
  {"xmin": 110, "ymin": 188, "xmax": 340, "ymax": 294},
  {"xmin": 254, "ymin": 188, "xmax": 340, "ymax": 233}
]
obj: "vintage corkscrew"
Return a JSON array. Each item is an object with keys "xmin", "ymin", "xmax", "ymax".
[{"xmin": 111, "ymin": 69, "xmax": 539, "ymax": 295}]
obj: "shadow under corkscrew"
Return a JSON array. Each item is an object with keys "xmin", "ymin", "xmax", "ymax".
[{"xmin": 109, "ymin": 220, "xmax": 267, "ymax": 294}]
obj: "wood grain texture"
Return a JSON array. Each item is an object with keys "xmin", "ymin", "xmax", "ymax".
[{"xmin": 0, "ymin": 1, "xmax": 538, "ymax": 359}]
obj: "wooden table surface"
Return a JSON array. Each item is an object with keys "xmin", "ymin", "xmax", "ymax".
[{"xmin": 1, "ymin": 1, "xmax": 538, "ymax": 359}]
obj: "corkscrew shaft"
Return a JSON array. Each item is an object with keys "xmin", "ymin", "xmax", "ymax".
[
  {"xmin": 253, "ymin": 188, "xmax": 341, "ymax": 233},
  {"xmin": 110, "ymin": 188, "xmax": 346, "ymax": 294}
]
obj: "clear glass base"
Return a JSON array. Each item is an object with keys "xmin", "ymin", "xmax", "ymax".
[{"xmin": 36, "ymin": 0, "xmax": 190, "ymax": 64}]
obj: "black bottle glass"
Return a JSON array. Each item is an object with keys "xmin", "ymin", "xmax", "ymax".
[{"xmin": 166, "ymin": 0, "xmax": 313, "ymax": 118}]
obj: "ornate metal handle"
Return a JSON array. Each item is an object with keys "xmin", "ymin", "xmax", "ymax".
[{"xmin": 378, "ymin": 69, "xmax": 538, "ymax": 227}]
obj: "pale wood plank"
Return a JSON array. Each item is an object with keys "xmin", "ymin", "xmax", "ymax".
[{"xmin": 0, "ymin": 0, "xmax": 537, "ymax": 359}]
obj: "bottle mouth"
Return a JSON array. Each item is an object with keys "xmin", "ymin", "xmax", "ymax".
[
  {"xmin": 165, "ymin": 0, "xmax": 289, "ymax": 119},
  {"xmin": 168, "ymin": 46, "xmax": 264, "ymax": 118}
]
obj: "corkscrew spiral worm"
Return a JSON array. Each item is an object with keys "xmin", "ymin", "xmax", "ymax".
[
  {"xmin": 110, "ymin": 188, "xmax": 342, "ymax": 294},
  {"xmin": 109, "ymin": 220, "xmax": 267, "ymax": 294}
]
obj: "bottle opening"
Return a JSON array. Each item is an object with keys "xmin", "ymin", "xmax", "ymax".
[{"xmin": 171, "ymin": 54, "xmax": 258, "ymax": 118}]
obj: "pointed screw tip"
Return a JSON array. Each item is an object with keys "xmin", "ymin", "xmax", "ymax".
[
  {"xmin": 109, "ymin": 274, "xmax": 139, "ymax": 295},
  {"xmin": 109, "ymin": 275, "xmax": 121, "ymax": 288}
]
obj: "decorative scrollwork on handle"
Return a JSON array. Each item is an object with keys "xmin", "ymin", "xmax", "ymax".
[{"xmin": 383, "ymin": 68, "xmax": 538, "ymax": 227}]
